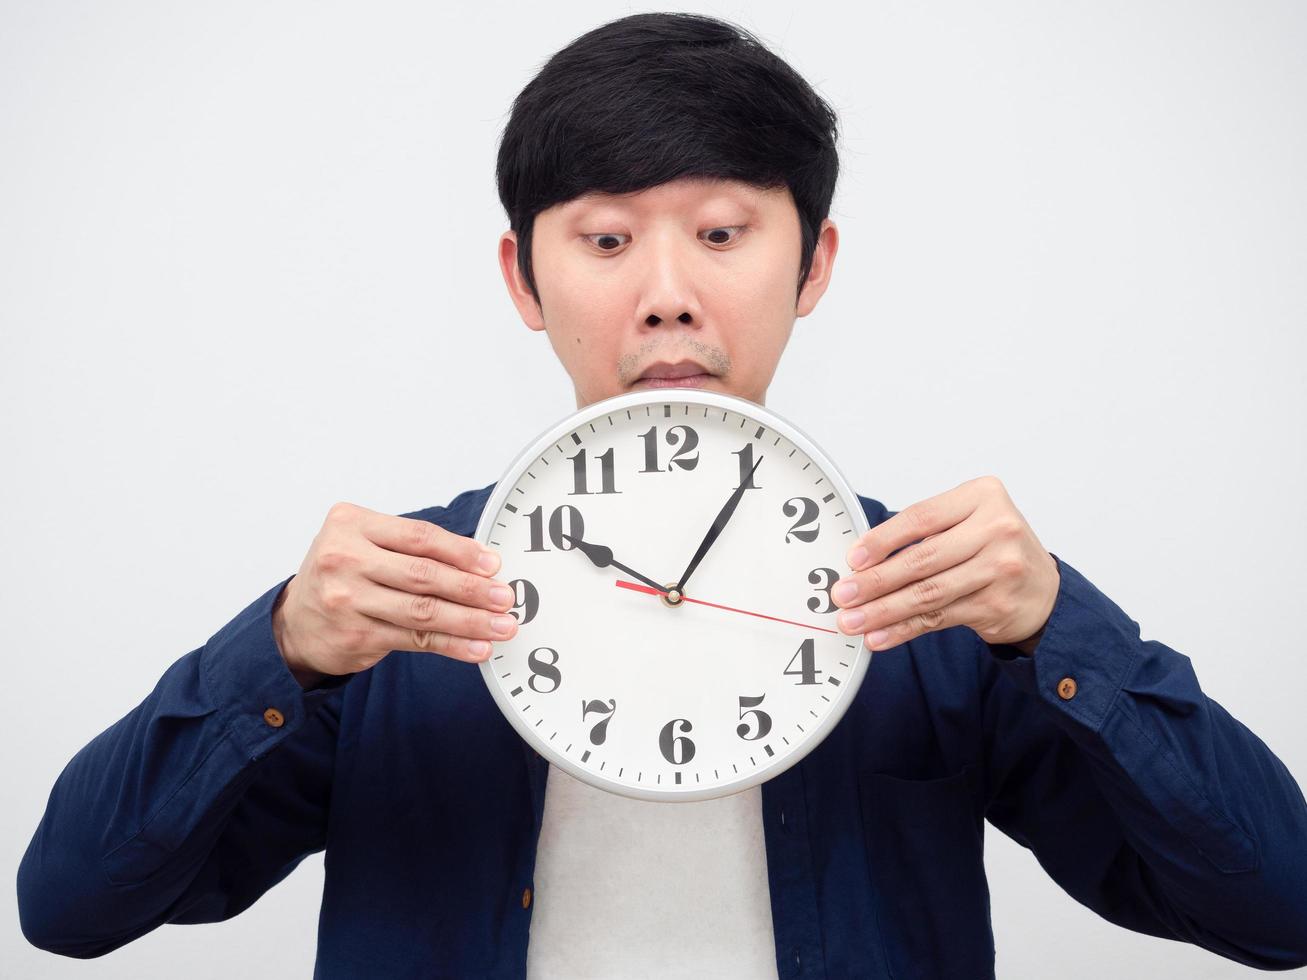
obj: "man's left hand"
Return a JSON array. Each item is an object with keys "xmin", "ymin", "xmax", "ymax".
[{"xmin": 831, "ymin": 475, "xmax": 1060, "ymax": 656}]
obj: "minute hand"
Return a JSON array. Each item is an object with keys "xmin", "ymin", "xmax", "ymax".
[{"xmin": 675, "ymin": 453, "xmax": 763, "ymax": 594}]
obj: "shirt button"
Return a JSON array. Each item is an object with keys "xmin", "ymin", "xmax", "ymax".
[
  {"xmin": 263, "ymin": 707, "xmax": 285, "ymax": 727},
  {"xmin": 1057, "ymin": 677, "xmax": 1078, "ymax": 700},
  {"xmin": 521, "ymin": 886, "xmax": 532, "ymax": 909}
]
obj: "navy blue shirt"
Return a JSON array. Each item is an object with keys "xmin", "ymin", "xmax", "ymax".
[{"xmin": 18, "ymin": 483, "xmax": 1307, "ymax": 977}]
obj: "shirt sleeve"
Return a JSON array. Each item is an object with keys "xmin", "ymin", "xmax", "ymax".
[
  {"xmin": 16, "ymin": 573, "xmax": 352, "ymax": 958},
  {"xmin": 979, "ymin": 552, "xmax": 1307, "ymax": 970}
]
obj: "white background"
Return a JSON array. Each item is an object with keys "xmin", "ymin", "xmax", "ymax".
[{"xmin": 2, "ymin": 1, "xmax": 1303, "ymax": 977}]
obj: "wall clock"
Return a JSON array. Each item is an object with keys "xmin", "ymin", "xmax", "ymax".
[{"xmin": 474, "ymin": 388, "xmax": 872, "ymax": 801}]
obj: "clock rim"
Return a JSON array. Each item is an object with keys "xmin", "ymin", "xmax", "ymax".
[{"xmin": 474, "ymin": 388, "xmax": 873, "ymax": 803}]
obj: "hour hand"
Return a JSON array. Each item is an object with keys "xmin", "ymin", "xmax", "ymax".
[{"xmin": 558, "ymin": 534, "xmax": 668, "ymax": 596}]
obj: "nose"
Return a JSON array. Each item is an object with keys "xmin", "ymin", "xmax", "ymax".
[{"xmin": 637, "ymin": 230, "xmax": 703, "ymax": 330}]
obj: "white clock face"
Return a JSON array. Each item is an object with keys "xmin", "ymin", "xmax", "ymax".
[{"xmin": 475, "ymin": 389, "xmax": 871, "ymax": 802}]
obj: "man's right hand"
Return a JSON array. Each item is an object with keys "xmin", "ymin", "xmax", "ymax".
[{"xmin": 272, "ymin": 502, "xmax": 519, "ymax": 687}]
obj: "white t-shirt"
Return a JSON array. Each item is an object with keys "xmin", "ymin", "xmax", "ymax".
[{"xmin": 525, "ymin": 763, "xmax": 781, "ymax": 979}]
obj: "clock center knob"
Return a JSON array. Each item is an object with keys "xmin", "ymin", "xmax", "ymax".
[{"xmin": 661, "ymin": 584, "xmax": 684, "ymax": 608}]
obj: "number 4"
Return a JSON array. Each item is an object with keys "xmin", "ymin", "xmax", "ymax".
[{"xmin": 783, "ymin": 637, "xmax": 822, "ymax": 685}]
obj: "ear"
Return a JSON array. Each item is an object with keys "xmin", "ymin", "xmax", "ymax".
[
  {"xmin": 795, "ymin": 218, "xmax": 839, "ymax": 318},
  {"xmin": 498, "ymin": 230, "xmax": 546, "ymax": 332}
]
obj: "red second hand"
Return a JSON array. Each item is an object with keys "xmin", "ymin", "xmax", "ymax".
[{"xmin": 614, "ymin": 579, "xmax": 839, "ymax": 634}]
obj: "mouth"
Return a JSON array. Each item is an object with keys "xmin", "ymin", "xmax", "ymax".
[{"xmin": 632, "ymin": 359, "xmax": 716, "ymax": 390}]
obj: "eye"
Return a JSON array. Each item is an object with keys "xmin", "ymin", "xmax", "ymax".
[
  {"xmin": 582, "ymin": 233, "xmax": 630, "ymax": 252},
  {"xmin": 700, "ymin": 225, "xmax": 747, "ymax": 247}
]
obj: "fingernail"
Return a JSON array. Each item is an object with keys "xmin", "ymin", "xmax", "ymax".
[
  {"xmin": 832, "ymin": 579, "xmax": 857, "ymax": 604},
  {"xmin": 865, "ymin": 628, "xmax": 890, "ymax": 648},
  {"xmin": 469, "ymin": 640, "xmax": 492, "ymax": 658},
  {"xmin": 489, "ymin": 585, "xmax": 514, "ymax": 606},
  {"xmin": 848, "ymin": 546, "xmax": 868, "ymax": 569},
  {"xmin": 838, "ymin": 609, "xmax": 865, "ymax": 632},
  {"xmin": 491, "ymin": 615, "xmax": 517, "ymax": 636},
  {"xmin": 478, "ymin": 549, "xmax": 501, "ymax": 574}
]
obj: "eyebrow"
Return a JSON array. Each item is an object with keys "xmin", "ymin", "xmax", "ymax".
[{"xmin": 567, "ymin": 191, "xmax": 759, "ymax": 219}]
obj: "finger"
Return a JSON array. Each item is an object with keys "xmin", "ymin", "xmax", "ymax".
[
  {"xmin": 858, "ymin": 585, "xmax": 992, "ymax": 651},
  {"xmin": 836, "ymin": 550, "xmax": 993, "ymax": 638},
  {"xmin": 360, "ymin": 509, "xmax": 501, "ymax": 577},
  {"xmin": 846, "ymin": 478, "xmax": 990, "ymax": 571},
  {"xmin": 358, "ymin": 614, "xmax": 499, "ymax": 663},
  {"xmin": 833, "ymin": 518, "xmax": 987, "ymax": 609},
  {"xmin": 353, "ymin": 581, "xmax": 520, "ymax": 643},
  {"xmin": 362, "ymin": 543, "xmax": 516, "ymax": 614}
]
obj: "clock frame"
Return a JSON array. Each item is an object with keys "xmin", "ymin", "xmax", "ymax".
[{"xmin": 474, "ymin": 388, "xmax": 872, "ymax": 802}]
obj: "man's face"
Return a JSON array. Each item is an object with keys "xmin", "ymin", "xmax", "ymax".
[{"xmin": 498, "ymin": 176, "xmax": 838, "ymax": 409}]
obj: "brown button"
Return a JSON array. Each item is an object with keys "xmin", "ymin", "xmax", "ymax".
[
  {"xmin": 1057, "ymin": 677, "xmax": 1078, "ymax": 700},
  {"xmin": 521, "ymin": 886, "xmax": 532, "ymax": 909},
  {"xmin": 263, "ymin": 707, "xmax": 285, "ymax": 728}
]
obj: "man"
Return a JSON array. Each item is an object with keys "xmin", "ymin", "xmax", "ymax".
[{"xmin": 18, "ymin": 12, "xmax": 1307, "ymax": 979}]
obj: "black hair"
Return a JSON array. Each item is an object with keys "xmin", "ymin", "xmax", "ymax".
[{"xmin": 495, "ymin": 12, "xmax": 840, "ymax": 307}]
